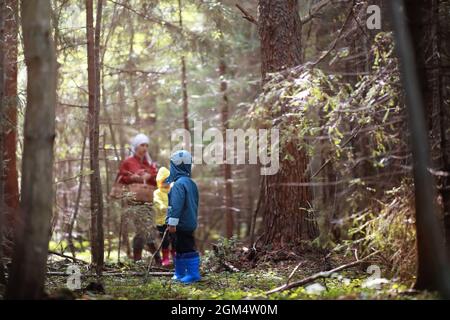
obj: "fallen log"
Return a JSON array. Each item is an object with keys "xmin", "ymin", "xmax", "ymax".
[
  {"xmin": 266, "ymin": 251, "xmax": 379, "ymax": 295},
  {"xmin": 47, "ymin": 271, "xmax": 173, "ymax": 277}
]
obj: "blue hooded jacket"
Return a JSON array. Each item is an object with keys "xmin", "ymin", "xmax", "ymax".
[{"xmin": 165, "ymin": 150, "xmax": 199, "ymax": 232}]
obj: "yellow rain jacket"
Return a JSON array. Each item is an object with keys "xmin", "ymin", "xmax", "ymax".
[{"xmin": 153, "ymin": 166, "xmax": 170, "ymax": 226}]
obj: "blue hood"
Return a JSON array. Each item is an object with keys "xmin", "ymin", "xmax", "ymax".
[
  {"xmin": 165, "ymin": 150, "xmax": 192, "ymax": 183},
  {"xmin": 166, "ymin": 160, "xmax": 191, "ymax": 183}
]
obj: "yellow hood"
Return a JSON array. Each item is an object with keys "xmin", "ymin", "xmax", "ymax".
[{"xmin": 156, "ymin": 166, "xmax": 170, "ymax": 190}]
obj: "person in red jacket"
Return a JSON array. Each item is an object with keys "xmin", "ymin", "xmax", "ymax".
[
  {"xmin": 118, "ymin": 134, "xmax": 157, "ymax": 186},
  {"xmin": 117, "ymin": 133, "xmax": 159, "ymax": 262}
]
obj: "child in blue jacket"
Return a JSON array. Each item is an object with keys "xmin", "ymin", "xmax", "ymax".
[{"xmin": 165, "ymin": 150, "xmax": 201, "ymax": 283}]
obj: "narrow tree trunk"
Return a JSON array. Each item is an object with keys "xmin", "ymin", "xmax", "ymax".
[
  {"xmin": 2, "ymin": 0, "xmax": 19, "ymax": 257},
  {"xmin": 6, "ymin": 0, "xmax": 56, "ymax": 299},
  {"xmin": 67, "ymin": 124, "xmax": 88, "ymax": 258},
  {"xmin": 178, "ymin": 0, "xmax": 190, "ymax": 150},
  {"xmin": 94, "ymin": 0, "xmax": 105, "ymax": 272},
  {"xmin": 127, "ymin": 20, "xmax": 140, "ymax": 127},
  {"xmin": 257, "ymin": 0, "xmax": 316, "ymax": 246},
  {"xmin": 117, "ymin": 82, "xmax": 126, "ymax": 161},
  {"xmin": 116, "ymin": 80, "xmax": 132, "ymax": 258},
  {"xmin": 246, "ymin": 167, "xmax": 256, "ymax": 238},
  {"xmin": 219, "ymin": 44, "xmax": 234, "ymax": 238},
  {"xmin": 102, "ymin": 131, "xmax": 112, "ymax": 259},
  {"xmin": 86, "ymin": 0, "xmax": 104, "ymax": 276}
]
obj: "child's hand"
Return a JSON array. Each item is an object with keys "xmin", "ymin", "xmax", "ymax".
[{"xmin": 168, "ymin": 225, "xmax": 177, "ymax": 233}]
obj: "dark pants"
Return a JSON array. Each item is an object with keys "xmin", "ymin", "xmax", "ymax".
[
  {"xmin": 175, "ymin": 229, "xmax": 196, "ymax": 254},
  {"xmin": 157, "ymin": 225, "xmax": 176, "ymax": 250}
]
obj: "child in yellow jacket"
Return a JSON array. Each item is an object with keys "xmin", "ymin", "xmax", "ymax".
[{"xmin": 153, "ymin": 167, "xmax": 176, "ymax": 266}]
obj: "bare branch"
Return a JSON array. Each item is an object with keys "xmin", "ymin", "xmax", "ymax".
[
  {"xmin": 235, "ymin": 4, "xmax": 258, "ymax": 25},
  {"xmin": 266, "ymin": 251, "xmax": 379, "ymax": 295}
]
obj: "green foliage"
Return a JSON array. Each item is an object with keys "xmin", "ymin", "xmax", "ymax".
[
  {"xmin": 44, "ymin": 265, "xmax": 436, "ymax": 300},
  {"xmin": 338, "ymin": 180, "xmax": 417, "ymax": 281}
]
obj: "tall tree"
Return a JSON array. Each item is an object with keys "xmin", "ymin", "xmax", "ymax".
[
  {"xmin": 218, "ymin": 36, "xmax": 234, "ymax": 239},
  {"xmin": 6, "ymin": 0, "xmax": 56, "ymax": 299},
  {"xmin": 178, "ymin": 0, "xmax": 190, "ymax": 149},
  {"xmin": 401, "ymin": 0, "xmax": 450, "ymax": 262},
  {"xmin": 0, "ymin": 0, "xmax": 6, "ymax": 285},
  {"xmin": 439, "ymin": 0, "xmax": 450, "ymax": 256},
  {"xmin": 390, "ymin": 0, "xmax": 450, "ymax": 297},
  {"xmin": 257, "ymin": 0, "xmax": 316, "ymax": 246},
  {"xmin": 86, "ymin": 0, "xmax": 104, "ymax": 276},
  {"xmin": 2, "ymin": 0, "xmax": 19, "ymax": 257}
]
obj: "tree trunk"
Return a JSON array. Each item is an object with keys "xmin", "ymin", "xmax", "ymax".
[
  {"xmin": 86, "ymin": 0, "xmax": 104, "ymax": 276},
  {"xmin": 0, "ymin": 0, "xmax": 6, "ymax": 285},
  {"xmin": 5, "ymin": 0, "xmax": 56, "ymax": 299},
  {"xmin": 259, "ymin": 0, "xmax": 302, "ymax": 81},
  {"xmin": 67, "ymin": 124, "xmax": 88, "ymax": 258},
  {"xmin": 2, "ymin": 0, "xmax": 19, "ymax": 257},
  {"xmin": 178, "ymin": 0, "xmax": 190, "ymax": 150},
  {"xmin": 257, "ymin": 0, "xmax": 317, "ymax": 246},
  {"xmin": 439, "ymin": 0, "xmax": 450, "ymax": 258},
  {"xmin": 403, "ymin": 0, "xmax": 450, "ymax": 265},
  {"xmin": 219, "ymin": 43, "xmax": 234, "ymax": 238},
  {"xmin": 102, "ymin": 131, "xmax": 112, "ymax": 259},
  {"xmin": 390, "ymin": 0, "xmax": 450, "ymax": 298}
]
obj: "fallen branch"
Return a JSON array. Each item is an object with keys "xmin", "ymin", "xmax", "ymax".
[
  {"xmin": 223, "ymin": 261, "xmax": 240, "ymax": 273},
  {"xmin": 48, "ymin": 250, "xmax": 88, "ymax": 264},
  {"xmin": 266, "ymin": 251, "xmax": 379, "ymax": 295},
  {"xmin": 212, "ymin": 244, "xmax": 240, "ymax": 272},
  {"xmin": 47, "ymin": 271, "xmax": 173, "ymax": 277}
]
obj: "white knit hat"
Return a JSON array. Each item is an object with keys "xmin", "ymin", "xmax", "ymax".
[{"xmin": 130, "ymin": 133, "xmax": 152, "ymax": 162}]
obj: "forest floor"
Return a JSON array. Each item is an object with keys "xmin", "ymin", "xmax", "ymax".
[{"xmin": 41, "ymin": 244, "xmax": 438, "ymax": 300}]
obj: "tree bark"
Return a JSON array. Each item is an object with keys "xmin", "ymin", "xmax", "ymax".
[
  {"xmin": 257, "ymin": 0, "xmax": 317, "ymax": 246},
  {"xmin": 2, "ymin": 0, "xmax": 19, "ymax": 257},
  {"xmin": 439, "ymin": 0, "xmax": 450, "ymax": 258},
  {"xmin": 259, "ymin": 0, "xmax": 302, "ymax": 81},
  {"xmin": 86, "ymin": 0, "xmax": 104, "ymax": 276},
  {"xmin": 0, "ymin": 0, "xmax": 6, "ymax": 285},
  {"xmin": 6, "ymin": 0, "xmax": 56, "ymax": 299}
]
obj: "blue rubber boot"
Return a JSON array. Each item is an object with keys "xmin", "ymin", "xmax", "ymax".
[
  {"xmin": 180, "ymin": 252, "xmax": 201, "ymax": 284},
  {"xmin": 172, "ymin": 253, "xmax": 187, "ymax": 281}
]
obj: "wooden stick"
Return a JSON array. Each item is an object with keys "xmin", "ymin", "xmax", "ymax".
[
  {"xmin": 266, "ymin": 251, "xmax": 378, "ymax": 295},
  {"xmin": 144, "ymin": 228, "xmax": 169, "ymax": 282},
  {"xmin": 286, "ymin": 261, "xmax": 304, "ymax": 285}
]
